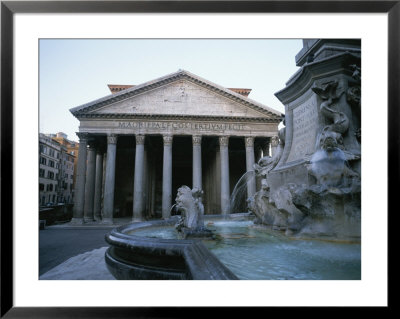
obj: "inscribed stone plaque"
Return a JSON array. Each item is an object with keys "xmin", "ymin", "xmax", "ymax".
[{"xmin": 286, "ymin": 95, "xmax": 319, "ymax": 163}]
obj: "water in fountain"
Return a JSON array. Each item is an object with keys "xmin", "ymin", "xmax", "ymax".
[
  {"xmin": 229, "ymin": 170, "xmax": 256, "ymax": 214},
  {"xmin": 129, "ymin": 218, "xmax": 361, "ymax": 279},
  {"xmin": 170, "ymin": 203, "xmax": 178, "ymax": 216}
]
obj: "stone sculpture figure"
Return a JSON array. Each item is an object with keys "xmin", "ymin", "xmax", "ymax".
[
  {"xmin": 307, "ymin": 129, "xmax": 360, "ymax": 193},
  {"xmin": 175, "ymin": 186, "xmax": 212, "ymax": 238},
  {"xmin": 347, "ymin": 64, "xmax": 361, "ymax": 143},
  {"xmin": 247, "ymin": 179, "xmax": 288, "ymax": 231},
  {"xmin": 312, "ymin": 80, "xmax": 349, "ymax": 135}
]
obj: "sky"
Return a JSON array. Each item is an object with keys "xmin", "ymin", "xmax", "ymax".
[{"xmin": 39, "ymin": 39, "xmax": 303, "ymax": 141}]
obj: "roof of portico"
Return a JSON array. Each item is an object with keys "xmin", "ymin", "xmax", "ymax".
[{"xmin": 70, "ymin": 69, "xmax": 282, "ymax": 121}]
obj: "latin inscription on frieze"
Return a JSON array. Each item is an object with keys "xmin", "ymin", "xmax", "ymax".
[
  {"xmin": 117, "ymin": 121, "xmax": 245, "ymax": 132},
  {"xmin": 286, "ymin": 96, "xmax": 319, "ymax": 163}
]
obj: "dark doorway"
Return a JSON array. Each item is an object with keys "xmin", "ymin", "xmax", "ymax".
[
  {"xmin": 229, "ymin": 137, "xmax": 247, "ymax": 213},
  {"xmin": 114, "ymin": 135, "xmax": 135, "ymax": 218},
  {"xmin": 172, "ymin": 135, "xmax": 193, "ymax": 208}
]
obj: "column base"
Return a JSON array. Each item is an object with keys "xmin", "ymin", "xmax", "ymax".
[
  {"xmin": 132, "ymin": 217, "xmax": 144, "ymax": 223},
  {"xmin": 69, "ymin": 218, "xmax": 84, "ymax": 225}
]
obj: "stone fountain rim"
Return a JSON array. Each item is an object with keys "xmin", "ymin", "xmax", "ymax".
[
  {"xmin": 105, "ymin": 212, "xmax": 253, "ymax": 249},
  {"xmin": 104, "ymin": 214, "xmax": 251, "ymax": 280}
]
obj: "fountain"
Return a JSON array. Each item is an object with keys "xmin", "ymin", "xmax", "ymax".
[
  {"xmin": 229, "ymin": 170, "xmax": 256, "ymax": 214},
  {"xmin": 105, "ymin": 39, "xmax": 361, "ymax": 280},
  {"xmin": 174, "ymin": 186, "xmax": 214, "ymax": 239},
  {"xmin": 249, "ymin": 39, "xmax": 361, "ymax": 241},
  {"xmin": 105, "ymin": 186, "xmax": 238, "ymax": 280}
]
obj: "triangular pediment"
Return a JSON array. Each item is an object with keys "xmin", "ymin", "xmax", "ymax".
[{"xmin": 70, "ymin": 70, "xmax": 281, "ymax": 121}]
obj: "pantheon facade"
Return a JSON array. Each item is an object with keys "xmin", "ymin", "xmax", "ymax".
[{"xmin": 70, "ymin": 70, "xmax": 282, "ymax": 224}]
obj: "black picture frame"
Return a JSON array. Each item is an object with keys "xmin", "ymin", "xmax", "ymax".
[{"xmin": 1, "ymin": 1, "xmax": 396, "ymax": 317}]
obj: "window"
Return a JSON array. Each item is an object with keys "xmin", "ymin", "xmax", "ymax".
[
  {"xmin": 47, "ymin": 171, "xmax": 54, "ymax": 179},
  {"xmin": 40, "ymin": 157, "xmax": 46, "ymax": 165},
  {"xmin": 39, "ymin": 144, "xmax": 44, "ymax": 153},
  {"xmin": 39, "ymin": 169, "xmax": 45, "ymax": 177},
  {"xmin": 39, "ymin": 183, "xmax": 44, "ymax": 191},
  {"xmin": 49, "ymin": 160, "xmax": 55, "ymax": 168}
]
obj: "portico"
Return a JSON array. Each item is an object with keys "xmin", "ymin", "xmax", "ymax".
[{"xmin": 70, "ymin": 70, "xmax": 281, "ymax": 224}]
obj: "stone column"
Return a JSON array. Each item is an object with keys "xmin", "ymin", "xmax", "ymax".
[
  {"xmin": 219, "ymin": 136, "xmax": 230, "ymax": 215},
  {"xmin": 143, "ymin": 147, "xmax": 148, "ymax": 215},
  {"xmin": 133, "ymin": 135, "xmax": 145, "ymax": 222},
  {"xmin": 102, "ymin": 134, "xmax": 118, "ymax": 224},
  {"xmin": 192, "ymin": 135, "xmax": 202, "ymax": 190},
  {"xmin": 215, "ymin": 147, "xmax": 221, "ymax": 213},
  {"xmin": 245, "ymin": 136, "xmax": 256, "ymax": 198},
  {"xmin": 270, "ymin": 136, "xmax": 279, "ymax": 157},
  {"xmin": 71, "ymin": 133, "xmax": 88, "ymax": 224},
  {"xmin": 255, "ymin": 144, "xmax": 263, "ymax": 192},
  {"xmin": 93, "ymin": 150, "xmax": 103, "ymax": 221},
  {"xmin": 162, "ymin": 135, "xmax": 173, "ymax": 219},
  {"xmin": 83, "ymin": 145, "xmax": 96, "ymax": 222}
]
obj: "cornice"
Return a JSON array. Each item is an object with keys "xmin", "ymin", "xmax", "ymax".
[
  {"xmin": 275, "ymin": 52, "xmax": 361, "ymax": 104},
  {"xmin": 75, "ymin": 112, "xmax": 281, "ymax": 123},
  {"xmin": 70, "ymin": 70, "xmax": 282, "ymax": 118}
]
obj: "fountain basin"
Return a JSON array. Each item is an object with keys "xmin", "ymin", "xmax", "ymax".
[
  {"xmin": 105, "ymin": 213, "xmax": 360, "ymax": 280},
  {"xmin": 104, "ymin": 216, "xmax": 239, "ymax": 280}
]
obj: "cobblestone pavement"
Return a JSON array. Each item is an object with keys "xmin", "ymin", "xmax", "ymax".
[{"xmin": 39, "ymin": 227, "xmax": 112, "ymax": 276}]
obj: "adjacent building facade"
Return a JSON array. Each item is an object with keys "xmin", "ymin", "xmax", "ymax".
[
  {"xmin": 52, "ymin": 132, "xmax": 79, "ymax": 193},
  {"xmin": 69, "ymin": 70, "xmax": 282, "ymax": 224},
  {"xmin": 39, "ymin": 133, "xmax": 76, "ymax": 206}
]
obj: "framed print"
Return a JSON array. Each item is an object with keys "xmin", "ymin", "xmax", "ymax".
[{"xmin": 1, "ymin": 0, "xmax": 396, "ymax": 317}]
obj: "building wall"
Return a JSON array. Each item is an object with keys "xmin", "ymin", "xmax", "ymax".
[
  {"xmin": 39, "ymin": 134, "xmax": 61, "ymax": 206},
  {"xmin": 39, "ymin": 133, "xmax": 76, "ymax": 206},
  {"xmin": 53, "ymin": 132, "xmax": 79, "ymax": 198}
]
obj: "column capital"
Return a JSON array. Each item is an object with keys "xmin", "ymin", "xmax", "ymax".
[
  {"xmin": 76, "ymin": 132, "xmax": 89, "ymax": 143},
  {"xmin": 163, "ymin": 135, "xmax": 173, "ymax": 146},
  {"xmin": 107, "ymin": 134, "xmax": 118, "ymax": 145},
  {"xmin": 192, "ymin": 135, "xmax": 202, "ymax": 146},
  {"xmin": 271, "ymin": 135, "xmax": 279, "ymax": 147},
  {"xmin": 219, "ymin": 136, "xmax": 229, "ymax": 147},
  {"xmin": 245, "ymin": 136, "xmax": 254, "ymax": 147},
  {"xmin": 135, "ymin": 135, "xmax": 145, "ymax": 145}
]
